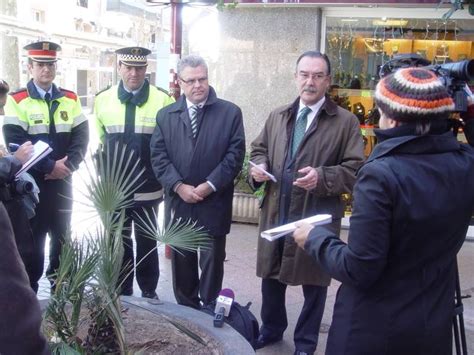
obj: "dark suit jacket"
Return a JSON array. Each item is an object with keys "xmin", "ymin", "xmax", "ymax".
[
  {"xmin": 0, "ymin": 202, "xmax": 50, "ymax": 355},
  {"xmin": 150, "ymin": 86, "xmax": 245, "ymax": 236}
]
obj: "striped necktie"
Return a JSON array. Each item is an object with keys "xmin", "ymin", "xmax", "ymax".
[
  {"xmin": 190, "ymin": 105, "xmax": 198, "ymax": 138},
  {"xmin": 291, "ymin": 106, "xmax": 311, "ymax": 157}
]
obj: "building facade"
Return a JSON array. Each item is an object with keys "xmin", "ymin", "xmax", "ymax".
[{"xmin": 0, "ymin": 0, "xmax": 171, "ymax": 109}]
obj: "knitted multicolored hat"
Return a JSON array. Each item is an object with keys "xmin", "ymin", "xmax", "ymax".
[{"xmin": 375, "ymin": 67, "xmax": 455, "ymax": 121}]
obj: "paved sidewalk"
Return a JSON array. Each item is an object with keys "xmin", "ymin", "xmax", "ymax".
[{"xmin": 38, "ymin": 220, "xmax": 474, "ymax": 354}]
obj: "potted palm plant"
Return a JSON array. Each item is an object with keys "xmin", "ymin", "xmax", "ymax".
[{"xmin": 40, "ymin": 145, "xmax": 253, "ymax": 354}]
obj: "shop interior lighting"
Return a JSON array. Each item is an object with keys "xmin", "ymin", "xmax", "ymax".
[{"xmin": 373, "ymin": 19, "xmax": 408, "ymax": 27}]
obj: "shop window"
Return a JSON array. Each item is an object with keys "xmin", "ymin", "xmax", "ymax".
[
  {"xmin": 32, "ymin": 9, "xmax": 45, "ymax": 24},
  {"xmin": 325, "ymin": 17, "xmax": 473, "ymax": 128}
]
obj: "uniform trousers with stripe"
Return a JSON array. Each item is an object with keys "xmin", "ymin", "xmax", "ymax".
[{"xmin": 119, "ymin": 202, "xmax": 160, "ymax": 295}]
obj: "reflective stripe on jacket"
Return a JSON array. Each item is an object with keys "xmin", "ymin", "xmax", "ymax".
[
  {"xmin": 3, "ymin": 80, "xmax": 89, "ymax": 175},
  {"xmin": 94, "ymin": 80, "xmax": 174, "ymax": 202}
]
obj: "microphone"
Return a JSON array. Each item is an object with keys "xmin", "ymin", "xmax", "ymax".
[{"xmin": 213, "ymin": 288, "xmax": 235, "ymax": 328}]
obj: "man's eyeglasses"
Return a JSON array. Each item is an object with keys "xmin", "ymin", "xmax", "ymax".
[
  {"xmin": 179, "ymin": 77, "xmax": 208, "ymax": 85},
  {"xmin": 298, "ymin": 72, "xmax": 329, "ymax": 81}
]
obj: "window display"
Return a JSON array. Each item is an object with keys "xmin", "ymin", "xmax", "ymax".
[{"xmin": 325, "ymin": 16, "xmax": 473, "ymax": 155}]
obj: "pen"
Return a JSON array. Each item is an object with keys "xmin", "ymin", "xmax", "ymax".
[{"xmin": 8, "ymin": 143, "xmax": 20, "ymax": 152}]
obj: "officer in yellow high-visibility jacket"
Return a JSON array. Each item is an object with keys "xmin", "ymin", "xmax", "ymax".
[
  {"xmin": 3, "ymin": 41, "xmax": 89, "ymax": 293},
  {"xmin": 94, "ymin": 46, "xmax": 174, "ymax": 300}
]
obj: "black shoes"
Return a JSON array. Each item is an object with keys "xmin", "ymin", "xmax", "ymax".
[
  {"xmin": 255, "ymin": 334, "xmax": 283, "ymax": 349},
  {"xmin": 120, "ymin": 288, "xmax": 160, "ymax": 300},
  {"xmin": 120, "ymin": 288, "xmax": 133, "ymax": 296},
  {"xmin": 142, "ymin": 291, "xmax": 160, "ymax": 300}
]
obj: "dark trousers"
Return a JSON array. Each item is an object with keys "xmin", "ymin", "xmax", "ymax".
[
  {"xmin": 171, "ymin": 235, "xmax": 226, "ymax": 309},
  {"xmin": 119, "ymin": 203, "xmax": 159, "ymax": 294},
  {"xmin": 29, "ymin": 178, "xmax": 72, "ymax": 293},
  {"xmin": 260, "ymin": 278, "xmax": 327, "ymax": 354}
]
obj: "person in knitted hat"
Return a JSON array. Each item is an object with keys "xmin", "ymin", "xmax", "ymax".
[
  {"xmin": 375, "ymin": 67, "xmax": 455, "ymax": 133},
  {"xmin": 292, "ymin": 67, "xmax": 474, "ymax": 354}
]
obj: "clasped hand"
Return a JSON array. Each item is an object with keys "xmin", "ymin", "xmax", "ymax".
[{"xmin": 177, "ymin": 182, "xmax": 213, "ymax": 203}]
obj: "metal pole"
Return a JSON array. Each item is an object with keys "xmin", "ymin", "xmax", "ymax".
[
  {"xmin": 165, "ymin": 0, "xmax": 184, "ymax": 259},
  {"xmin": 169, "ymin": 0, "xmax": 183, "ymax": 100}
]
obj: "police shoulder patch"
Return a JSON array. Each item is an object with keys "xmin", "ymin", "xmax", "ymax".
[
  {"xmin": 60, "ymin": 88, "xmax": 78, "ymax": 100},
  {"xmin": 10, "ymin": 88, "xmax": 29, "ymax": 103}
]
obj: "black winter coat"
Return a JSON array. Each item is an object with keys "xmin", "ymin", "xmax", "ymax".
[
  {"xmin": 150, "ymin": 87, "xmax": 245, "ymax": 236},
  {"xmin": 0, "ymin": 202, "xmax": 50, "ymax": 355},
  {"xmin": 306, "ymin": 124, "xmax": 474, "ymax": 355}
]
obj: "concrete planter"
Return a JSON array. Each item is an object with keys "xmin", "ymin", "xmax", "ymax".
[
  {"xmin": 232, "ymin": 192, "xmax": 260, "ymax": 224},
  {"xmin": 39, "ymin": 297, "xmax": 255, "ymax": 355}
]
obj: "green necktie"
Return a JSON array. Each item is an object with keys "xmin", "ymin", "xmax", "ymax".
[{"xmin": 291, "ymin": 106, "xmax": 311, "ymax": 157}]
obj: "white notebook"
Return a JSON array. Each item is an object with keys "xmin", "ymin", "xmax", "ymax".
[
  {"xmin": 15, "ymin": 140, "xmax": 52, "ymax": 178},
  {"xmin": 261, "ymin": 214, "xmax": 332, "ymax": 241}
]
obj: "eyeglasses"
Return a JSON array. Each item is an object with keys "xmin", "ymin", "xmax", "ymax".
[
  {"xmin": 179, "ymin": 77, "xmax": 208, "ymax": 85},
  {"xmin": 298, "ymin": 72, "xmax": 329, "ymax": 81}
]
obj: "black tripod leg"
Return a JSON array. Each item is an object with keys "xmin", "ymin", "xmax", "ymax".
[{"xmin": 453, "ymin": 261, "xmax": 468, "ymax": 355}]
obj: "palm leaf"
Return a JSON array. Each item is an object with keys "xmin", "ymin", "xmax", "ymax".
[
  {"xmin": 134, "ymin": 209, "xmax": 210, "ymax": 253},
  {"xmin": 44, "ymin": 143, "xmax": 212, "ymax": 353}
]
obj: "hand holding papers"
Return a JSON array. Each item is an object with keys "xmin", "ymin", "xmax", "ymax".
[
  {"xmin": 15, "ymin": 141, "xmax": 52, "ymax": 178},
  {"xmin": 261, "ymin": 214, "xmax": 332, "ymax": 241},
  {"xmin": 249, "ymin": 161, "xmax": 277, "ymax": 183}
]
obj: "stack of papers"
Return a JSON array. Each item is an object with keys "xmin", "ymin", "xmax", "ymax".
[
  {"xmin": 261, "ymin": 214, "xmax": 332, "ymax": 241},
  {"xmin": 15, "ymin": 140, "xmax": 52, "ymax": 178}
]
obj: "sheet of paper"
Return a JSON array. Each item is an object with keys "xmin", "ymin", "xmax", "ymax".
[
  {"xmin": 249, "ymin": 161, "xmax": 277, "ymax": 183},
  {"xmin": 15, "ymin": 140, "xmax": 52, "ymax": 178},
  {"xmin": 261, "ymin": 214, "xmax": 332, "ymax": 241}
]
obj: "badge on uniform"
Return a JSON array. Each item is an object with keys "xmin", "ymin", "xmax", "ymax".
[{"xmin": 60, "ymin": 111, "xmax": 68, "ymax": 121}]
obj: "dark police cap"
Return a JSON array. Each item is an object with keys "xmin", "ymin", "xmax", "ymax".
[
  {"xmin": 24, "ymin": 41, "xmax": 61, "ymax": 63},
  {"xmin": 116, "ymin": 47, "xmax": 151, "ymax": 67}
]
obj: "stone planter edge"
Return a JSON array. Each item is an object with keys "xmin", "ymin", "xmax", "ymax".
[{"xmin": 39, "ymin": 296, "xmax": 255, "ymax": 355}]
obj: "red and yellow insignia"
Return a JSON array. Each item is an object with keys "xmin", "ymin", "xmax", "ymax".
[{"xmin": 60, "ymin": 111, "xmax": 68, "ymax": 121}]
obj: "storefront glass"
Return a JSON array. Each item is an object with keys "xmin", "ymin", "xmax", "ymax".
[{"xmin": 324, "ymin": 16, "xmax": 473, "ymax": 128}]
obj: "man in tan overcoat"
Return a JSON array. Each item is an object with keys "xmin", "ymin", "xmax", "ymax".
[{"xmin": 249, "ymin": 51, "xmax": 365, "ymax": 355}]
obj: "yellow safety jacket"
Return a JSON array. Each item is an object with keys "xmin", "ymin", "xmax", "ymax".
[
  {"xmin": 94, "ymin": 79, "xmax": 174, "ymax": 203},
  {"xmin": 3, "ymin": 79, "xmax": 89, "ymax": 176}
]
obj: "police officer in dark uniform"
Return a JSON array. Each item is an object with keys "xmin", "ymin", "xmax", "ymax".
[
  {"xmin": 3, "ymin": 41, "xmax": 89, "ymax": 293},
  {"xmin": 94, "ymin": 47, "xmax": 174, "ymax": 300}
]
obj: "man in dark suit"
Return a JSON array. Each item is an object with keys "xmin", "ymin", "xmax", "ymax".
[{"xmin": 150, "ymin": 55, "xmax": 245, "ymax": 309}]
